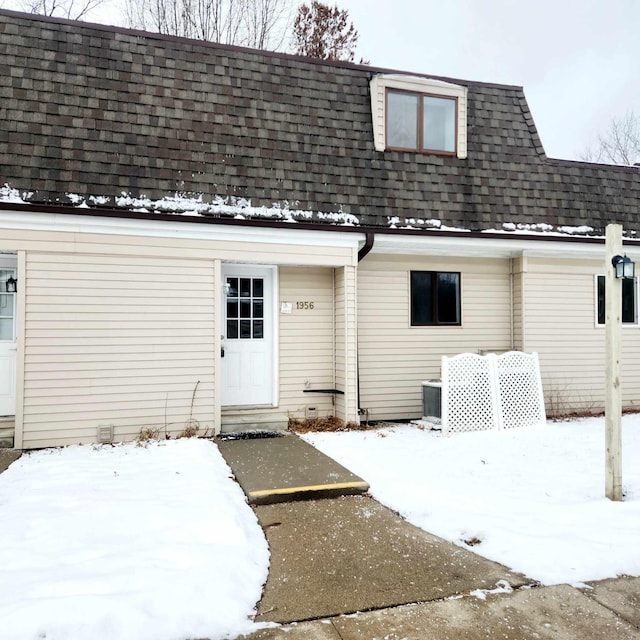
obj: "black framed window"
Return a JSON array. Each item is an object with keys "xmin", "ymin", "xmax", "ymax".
[
  {"xmin": 411, "ymin": 271, "xmax": 461, "ymax": 326},
  {"xmin": 597, "ymin": 275, "xmax": 637, "ymax": 325}
]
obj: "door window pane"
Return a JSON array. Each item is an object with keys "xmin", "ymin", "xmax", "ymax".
[
  {"xmin": 227, "ymin": 300, "xmax": 238, "ymax": 319},
  {"xmin": 240, "ymin": 299, "xmax": 251, "ymax": 318},
  {"xmin": 253, "ymin": 279, "xmax": 263, "ymax": 297},
  {"xmin": 226, "ymin": 277, "xmax": 238, "ymax": 297},
  {"xmin": 240, "ymin": 278, "xmax": 251, "ymax": 297},
  {"xmin": 0, "ymin": 317, "xmax": 12, "ymax": 340},
  {"xmin": 253, "ymin": 320, "xmax": 263, "ymax": 338},
  {"xmin": 227, "ymin": 319, "xmax": 238, "ymax": 339},
  {"xmin": 253, "ymin": 299, "xmax": 264, "ymax": 319},
  {"xmin": 240, "ymin": 319, "xmax": 251, "ymax": 338}
]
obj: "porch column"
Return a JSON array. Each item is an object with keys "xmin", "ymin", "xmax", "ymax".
[
  {"xmin": 213, "ymin": 259, "xmax": 222, "ymax": 436},
  {"xmin": 335, "ymin": 265, "xmax": 359, "ymax": 424}
]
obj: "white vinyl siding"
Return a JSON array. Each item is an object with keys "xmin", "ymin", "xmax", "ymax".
[
  {"xmin": 2, "ymin": 222, "xmax": 357, "ymax": 448},
  {"xmin": 358, "ymin": 254, "xmax": 512, "ymax": 421},
  {"xmin": 279, "ymin": 267, "xmax": 335, "ymax": 418},
  {"xmin": 518, "ymin": 257, "xmax": 640, "ymax": 416},
  {"xmin": 22, "ymin": 253, "xmax": 215, "ymax": 448}
]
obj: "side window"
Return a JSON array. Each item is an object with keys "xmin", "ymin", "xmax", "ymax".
[
  {"xmin": 411, "ymin": 271, "xmax": 461, "ymax": 326},
  {"xmin": 596, "ymin": 275, "xmax": 637, "ymax": 325}
]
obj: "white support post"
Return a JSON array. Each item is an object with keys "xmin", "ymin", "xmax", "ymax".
[
  {"xmin": 605, "ymin": 224, "xmax": 623, "ymax": 501},
  {"xmin": 213, "ymin": 259, "xmax": 222, "ymax": 436}
]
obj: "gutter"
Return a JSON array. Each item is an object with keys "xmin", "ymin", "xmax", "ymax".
[
  {"xmin": 357, "ymin": 231, "xmax": 375, "ymax": 261},
  {"xmin": 355, "ymin": 232, "xmax": 375, "ymax": 420},
  {"xmin": 0, "ymin": 201, "xmax": 622, "ymax": 248}
]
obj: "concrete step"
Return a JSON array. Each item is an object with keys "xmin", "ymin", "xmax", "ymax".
[
  {"xmin": 217, "ymin": 433, "xmax": 369, "ymax": 505},
  {"xmin": 220, "ymin": 411, "xmax": 288, "ymax": 434}
]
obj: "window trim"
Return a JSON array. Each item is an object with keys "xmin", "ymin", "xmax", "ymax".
[
  {"xmin": 595, "ymin": 274, "xmax": 638, "ymax": 327},
  {"xmin": 385, "ymin": 88, "xmax": 458, "ymax": 156},
  {"xmin": 410, "ymin": 270, "xmax": 462, "ymax": 327},
  {"xmin": 370, "ymin": 74, "xmax": 468, "ymax": 158}
]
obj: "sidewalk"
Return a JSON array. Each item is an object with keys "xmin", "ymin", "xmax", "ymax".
[
  {"xmin": 0, "ymin": 448, "xmax": 20, "ymax": 473},
  {"xmin": 240, "ymin": 577, "xmax": 640, "ymax": 639}
]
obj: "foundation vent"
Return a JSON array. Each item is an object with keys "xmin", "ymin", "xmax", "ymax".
[{"xmin": 97, "ymin": 425, "xmax": 114, "ymax": 444}]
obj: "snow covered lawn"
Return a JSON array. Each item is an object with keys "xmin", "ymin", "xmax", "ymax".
[
  {"xmin": 0, "ymin": 439, "xmax": 269, "ymax": 640},
  {"xmin": 302, "ymin": 415, "xmax": 640, "ymax": 586}
]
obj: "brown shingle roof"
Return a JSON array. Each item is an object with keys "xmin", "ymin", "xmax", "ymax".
[{"xmin": 1, "ymin": 9, "xmax": 638, "ymax": 234}]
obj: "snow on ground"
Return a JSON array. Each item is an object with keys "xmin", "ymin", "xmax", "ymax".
[
  {"xmin": 0, "ymin": 439, "xmax": 269, "ymax": 640},
  {"xmin": 302, "ymin": 415, "xmax": 640, "ymax": 586}
]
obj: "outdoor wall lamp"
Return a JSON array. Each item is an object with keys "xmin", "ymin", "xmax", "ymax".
[
  {"xmin": 5, "ymin": 276, "xmax": 17, "ymax": 293},
  {"xmin": 612, "ymin": 254, "xmax": 635, "ymax": 279}
]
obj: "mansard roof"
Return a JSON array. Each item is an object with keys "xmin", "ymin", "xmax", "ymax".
[{"xmin": 1, "ymin": 9, "xmax": 638, "ymax": 235}]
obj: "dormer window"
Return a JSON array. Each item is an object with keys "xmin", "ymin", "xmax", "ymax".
[
  {"xmin": 387, "ymin": 90, "xmax": 457, "ymax": 154},
  {"xmin": 370, "ymin": 74, "xmax": 468, "ymax": 158}
]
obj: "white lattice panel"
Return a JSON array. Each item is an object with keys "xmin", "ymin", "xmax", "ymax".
[
  {"xmin": 496, "ymin": 351, "xmax": 546, "ymax": 429},
  {"xmin": 442, "ymin": 353, "xmax": 498, "ymax": 434},
  {"xmin": 442, "ymin": 351, "xmax": 546, "ymax": 435}
]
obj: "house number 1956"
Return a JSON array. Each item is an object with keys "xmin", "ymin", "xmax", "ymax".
[{"xmin": 296, "ymin": 301, "xmax": 315, "ymax": 310}]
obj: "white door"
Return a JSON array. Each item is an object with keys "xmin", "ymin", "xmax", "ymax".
[
  {"xmin": 222, "ymin": 265, "xmax": 275, "ymax": 407},
  {"xmin": 0, "ymin": 262, "xmax": 17, "ymax": 416}
]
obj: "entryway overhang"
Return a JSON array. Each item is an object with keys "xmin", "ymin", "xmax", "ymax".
[{"xmin": 366, "ymin": 230, "xmax": 640, "ymax": 261}]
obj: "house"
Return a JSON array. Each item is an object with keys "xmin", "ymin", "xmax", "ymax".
[{"xmin": 1, "ymin": 9, "xmax": 640, "ymax": 450}]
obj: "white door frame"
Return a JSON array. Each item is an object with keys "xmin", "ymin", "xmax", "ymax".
[
  {"xmin": 221, "ymin": 263, "xmax": 279, "ymax": 407},
  {"xmin": 0, "ymin": 254, "xmax": 18, "ymax": 417}
]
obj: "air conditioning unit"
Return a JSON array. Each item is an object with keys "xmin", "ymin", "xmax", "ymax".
[{"xmin": 422, "ymin": 381, "xmax": 442, "ymax": 420}]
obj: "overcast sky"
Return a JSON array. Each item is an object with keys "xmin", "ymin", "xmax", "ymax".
[
  {"xmin": 341, "ymin": 0, "xmax": 640, "ymax": 161},
  {"xmin": 3, "ymin": 0, "xmax": 638, "ymax": 161}
]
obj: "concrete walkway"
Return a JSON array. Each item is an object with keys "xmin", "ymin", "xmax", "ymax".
[
  {"xmin": 217, "ymin": 434, "xmax": 369, "ymax": 504},
  {"xmin": 224, "ymin": 434, "xmax": 640, "ymax": 640},
  {"xmin": 241, "ymin": 578, "xmax": 640, "ymax": 639},
  {"xmin": 253, "ymin": 495, "xmax": 528, "ymax": 624},
  {"xmin": 0, "ymin": 448, "xmax": 21, "ymax": 473}
]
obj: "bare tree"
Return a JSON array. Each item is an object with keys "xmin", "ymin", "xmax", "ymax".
[
  {"xmin": 19, "ymin": 0, "xmax": 106, "ymax": 19},
  {"xmin": 292, "ymin": 1, "xmax": 359, "ymax": 62},
  {"xmin": 125, "ymin": 0, "xmax": 291, "ymax": 49},
  {"xmin": 582, "ymin": 111, "xmax": 640, "ymax": 166}
]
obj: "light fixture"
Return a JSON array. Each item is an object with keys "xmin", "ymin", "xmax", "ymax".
[
  {"xmin": 612, "ymin": 254, "xmax": 635, "ymax": 279},
  {"xmin": 5, "ymin": 276, "xmax": 16, "ymax": 293},
  {"xmin": 222, "ymin": 282, "xmax": 231, "ymax": 296}
]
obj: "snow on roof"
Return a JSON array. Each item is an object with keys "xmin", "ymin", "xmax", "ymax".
[{"xmin": 1, "ymin": 184, "xmax": 634, "ymax": 240}]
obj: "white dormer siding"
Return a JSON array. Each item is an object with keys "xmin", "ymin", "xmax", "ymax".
[{"xmin": 370, "ymin": 74, "xmax": 468, "ymax": 159}]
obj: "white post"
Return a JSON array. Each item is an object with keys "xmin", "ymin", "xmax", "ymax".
[{"xmin": 605, "ymin": 224, "xmax": 623, "ymax": 501}]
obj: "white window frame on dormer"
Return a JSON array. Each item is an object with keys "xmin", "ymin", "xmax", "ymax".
[{"xmin": 370, "ymin": 74, "xmax": 468, "ymax": 158}]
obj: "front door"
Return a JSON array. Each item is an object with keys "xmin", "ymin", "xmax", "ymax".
[
  {"xmin": 0, "ymin": 259, "xmax": 17, "ymax": 416},
  {"xmin": 222, "ymin": 265, "xmax": 275, "ymax": 407}
]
